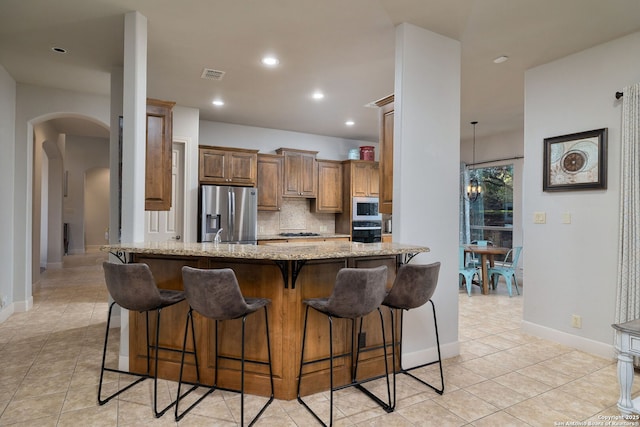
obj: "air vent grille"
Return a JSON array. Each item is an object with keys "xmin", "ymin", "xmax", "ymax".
[{"xmin": 201, "ymin": 68, "xmax": 225, "ymax": 80}]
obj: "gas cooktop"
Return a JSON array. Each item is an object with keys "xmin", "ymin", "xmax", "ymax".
[{"xmin": 279, "ymin": 232, "xmax": 321, "ymax": 237}]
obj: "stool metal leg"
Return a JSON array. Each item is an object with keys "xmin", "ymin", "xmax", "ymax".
[
  {"xmin": 176, "ymin": 308, "xmax": 274, "ymax": 425},
  {"xmin": 395, "ymin": 301, "xmax": 444, "ymax": 396},
  {"xmin": 98, "ymin": 302, "xmax": 147, "ymax": 405},
  {"xmin": 352, "ymin": 308, "xmax": 393, "ymax": 413},
  {"xmin": 174, "ymin": 308, "xmax": 202, "ymax": 421},
  {"xmin": 298, "ymin": 306, "xmax": 393, "ymax": 426}
]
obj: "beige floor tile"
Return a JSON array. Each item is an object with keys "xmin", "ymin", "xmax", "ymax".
[
  {"xmin": 56, "ymin": 403, "xmax": 118, "ymax": 427},
  {"xmin": 0, "ymin": 391, "xmax": 66, "ymax": 424},
  {"xmin": 492, "ymin": 372, "xmax": 552, "ymax": 398},
  {"xmin": 397, "ymin": 398, "xmax": 467, "ymax": 426},
  {"xmin": 465, "ymin": 379, "xmax": 529, "ymax": 409},
  {"xmin": 433, "ymin": 389, "xmax": 499, "ymax": 422},
  {"xmin": 471, "ymin": 410, "xmax": 531, "ymax": 426}
]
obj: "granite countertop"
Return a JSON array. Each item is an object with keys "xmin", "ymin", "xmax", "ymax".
[
  {"xmin": 257, "ymin": 233, "xmax": 351, "ymax": 241},
  {"xmin": 101, "ymin": 241, "xmax": 429, "ymax": 261}
]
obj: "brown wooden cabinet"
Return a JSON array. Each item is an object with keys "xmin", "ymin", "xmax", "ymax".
[
  {"xmin": 276, "ymin": 148, "xmax": 317, "ymax": 198},
  {"xmin": 257, "ymin": 154, "xmax": 282, "ymax": 211},
  {"xmin": 199, "ymin": 146, "xmax": 258, "ymax": 186},
  {"xmin": 351, "ymin": 160, "xmax": 379, "ymax": 197},
  {"xmin": 145, "ymin": 98, "xmax": 175, "ymax": 211},
  {"xmin": 311, "ymin": 160, "xmax": 343, "ymax": 213},
  {"xmin": 376, "ymin": 95, "xmax": 394, "ymax": 214}
]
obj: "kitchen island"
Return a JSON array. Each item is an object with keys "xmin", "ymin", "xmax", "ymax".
[{"xmin": 101, "ymin": 240, "xmax": 429, "ymax": 400}]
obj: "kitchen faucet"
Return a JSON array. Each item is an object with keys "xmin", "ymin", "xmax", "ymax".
[{"xmin": 214, "ymin": 228, "xmax": 223, "ymax": 244}]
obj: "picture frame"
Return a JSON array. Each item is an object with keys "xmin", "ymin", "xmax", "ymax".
[{"xmin": 543, "ymin": 128, "xmax": 607, "ymax": 192}]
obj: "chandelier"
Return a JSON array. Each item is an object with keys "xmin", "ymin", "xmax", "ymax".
[{"xmin": 467, "ymin": 121, "xmax": 482, "ymax": 202}]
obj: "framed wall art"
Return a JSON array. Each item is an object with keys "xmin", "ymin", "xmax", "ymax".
[{"xmin": 543, "ymin": 128, "xmax": 607, "ymax": 192}]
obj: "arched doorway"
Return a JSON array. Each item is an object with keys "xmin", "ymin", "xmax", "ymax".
[{"xmin": 32, "ymin": 114, "xmax": 109, "ymax": 281}]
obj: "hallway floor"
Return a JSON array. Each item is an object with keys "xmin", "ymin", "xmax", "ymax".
[{"xmin": 0, "ymin": 253, "xmax": 630, "ymax": 426}]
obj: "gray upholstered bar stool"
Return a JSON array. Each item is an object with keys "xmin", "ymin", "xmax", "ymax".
[
  {"xmin": 297, "ymin": 265, "xmax": 392, "ymax": 426},
  {"xmin": 99, "ymin": 262, "xmax": 197, "ymax": 418},
  {"xmin": 175, "ymin": 267, "xmax": 274, "ymax": 426},
  {"xmin": 382, "ymin": 262, "xmax": 443, "ymax": 409}
]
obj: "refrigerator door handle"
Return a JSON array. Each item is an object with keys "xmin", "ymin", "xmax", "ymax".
[{"xmin": 228, "ymin": 189, "xmax": 235, "ymax": 239}]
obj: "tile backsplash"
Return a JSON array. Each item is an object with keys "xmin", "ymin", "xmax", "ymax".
[{"xmin": 257, "ymin": 199, "xmax": 335, "ymax": 235}]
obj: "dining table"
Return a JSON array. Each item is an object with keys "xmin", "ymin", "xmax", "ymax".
[{"xmin": 464, "ymin": 244, "xmax": 510, "ymax": 294}]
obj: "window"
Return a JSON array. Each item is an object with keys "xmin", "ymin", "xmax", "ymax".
[{"xmin": 464, "ymin": 165, "xmax": 513, "ymax": 248}]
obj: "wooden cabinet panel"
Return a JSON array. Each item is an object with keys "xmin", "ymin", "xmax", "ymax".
[
  {"xmin": 312, "ymin": 160, "xmax": 343, "ymax": 213},
  {"xmin": 276, "ymin": 148, "xmax": 317, "ymax": 198},
  {"xmin": 145, "ymin": 98, "xmax": 175, "ymax": 211},
  {"xmin": 199, "ymin": 146, "xmax": 258, "ymax": 186},
  {"xmin": 257, "ymin": 154, "xmax": 282, "ymax": 211},
  {"xmin": 352, "ymin": 161, "xmax": 379, "ymax": 197},
  {"xmin": 377, "ymin": 97, "xmax": 394, "ymax": 214}
]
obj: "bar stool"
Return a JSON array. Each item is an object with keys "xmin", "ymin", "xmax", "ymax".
[
  {"xmin": 383, "ymin": 262, "xmax": 443, "ymax": 409},
  {"xmin": 297, "ymin": 265, "xmax": 392, "ymax": 426},
  {"xmin": 175, "ymin": 266, "xmax": 274, "ymax": 425},
  {"xmin": 99, "ymin": 262, "xmax": 197, "ymax": 418}
]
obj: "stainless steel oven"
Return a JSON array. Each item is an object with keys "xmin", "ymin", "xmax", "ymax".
[
  {"xmin": 352, "ymin": 220, "xmax": 382, "ymax": 243},
  {"xmin": 352, "ymin": 197, "xmax": 381, "ymax": 222}
]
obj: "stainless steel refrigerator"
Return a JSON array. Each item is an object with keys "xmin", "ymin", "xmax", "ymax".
[{"xmin": 198, "ymin": 185, "xmax": 258, "ymax": 244}]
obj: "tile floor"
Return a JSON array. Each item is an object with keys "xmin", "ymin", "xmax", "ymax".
[{"xmin": 0, "ymin": 253, "xmax": 633, "ymax": 426}]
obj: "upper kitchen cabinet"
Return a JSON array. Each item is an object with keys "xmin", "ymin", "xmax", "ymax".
[
  {"xmin": 376, "ymin": 95, "xmax": 394, "ymax": 214},
  {"xmin": 349, "ymin": 160, "xmax": 379, "ymax": 197},
  {"xmin": 311, "ymin": 160, "xmax": 343, "ymax": 213},
  {"xmin": 257, "ymin": 154, "xmax": 282, "ymax": 211},
  {"xmin": 276, "ymin": 148, "xmax": 318, "ymax": 198},
  {"xmin": 199, "ymin": 146, "xmax": 258, "ymax": 186},
  {"xmin": 145, "ymin": 98, "xmax": 175, "ymax": 211}
]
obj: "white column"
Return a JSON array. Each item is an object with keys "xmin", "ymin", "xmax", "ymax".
[{"xmin": 393, "ymin": 23, "xmax": 461, "ymax": 363}]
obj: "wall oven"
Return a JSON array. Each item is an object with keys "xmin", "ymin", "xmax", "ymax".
[{"xmin": 352, "ymin": 221, "xmax": 382, "ymax": 243}]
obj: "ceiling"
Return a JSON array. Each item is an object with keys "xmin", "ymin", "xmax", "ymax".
[{"xmin": 1, "ymin": 0, "xmax": 640, "ymax": 143}]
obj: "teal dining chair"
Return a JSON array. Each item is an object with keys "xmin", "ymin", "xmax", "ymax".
[
  {"xmin": 459, "ymin": 246, "xmax": 477, "ymax": 296},
  {"xmin": 488, "ymin": 246, "xmax": 522, "ymax": 297}
]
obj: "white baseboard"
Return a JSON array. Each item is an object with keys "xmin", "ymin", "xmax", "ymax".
[
  {"xmin": 0, "ymin": 303, "xmax": 14, "ymax": 323},
  {"xmin": 403, "ymin": 340, "xmax": 459, "ymax": 368},
  {"xmin": 521, "ymin": 320, "xmax": 616, "ymax": 360},
  {"xmin": 14, "ymin": 297, "xmax": 33, "ymax": 312}
]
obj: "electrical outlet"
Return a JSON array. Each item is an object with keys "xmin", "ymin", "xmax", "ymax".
[
  {"xmin": 571, "ymin": 314, "xmax": 582, "ymax": 328},
  {"xmin": 562, "ymin": 212, "xmax": 571, "ymax": 224},
  {"xmin": 533, "ymin": 212, "xmax": 546, "ymax": 224},
  {"xmin": 259, "ymin": 226, "xmax": 265, "ymax": 233},
  {"xmin": 320, "ymin": 225, "xmax": 327, "ymax": 232}
]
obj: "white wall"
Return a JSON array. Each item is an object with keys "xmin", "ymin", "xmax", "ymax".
[
  {"xmin": 394, "ymin": 23, "xmax": 461, "ymax": 363},
  {"xmin": 65, "ymin": 135, "xmax": 110, "ymax": 253},
  {"xmin": 0, "ymin": 65, "xmax": 16, "ymax": 321},
  {"xmin": 523, "ymin": 31, "xmax": 640, "ymax": 357},
  {"xmin": 84, "ymin": 168, "xmax": 110, "ymax": 250}
]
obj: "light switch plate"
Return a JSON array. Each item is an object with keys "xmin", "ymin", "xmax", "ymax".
[
  {"xmin": 562, "ymin": 212, "xmax": 571, "ymax": 224},
  {"xmin": 533, "ymin": 212, "xmax": 546, "ymax": 224}
]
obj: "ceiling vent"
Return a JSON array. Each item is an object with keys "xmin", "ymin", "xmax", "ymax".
[{"xmin": 201, "ymin": 68, "xmax": 225, "ymax": 80}]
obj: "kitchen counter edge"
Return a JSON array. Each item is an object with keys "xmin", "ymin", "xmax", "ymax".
[{"xmin": 100, "ymin": 241, "xmax": 429, "ymax": 261}]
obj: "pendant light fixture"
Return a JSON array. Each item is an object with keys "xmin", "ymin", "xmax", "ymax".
[{"xmin": 467, "ymin": 121, "xmax": 482, "ymax": 202}]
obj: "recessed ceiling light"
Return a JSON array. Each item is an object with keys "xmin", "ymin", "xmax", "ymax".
[
  {"xmin": 51, "ymin": 46, "xmax": 67, "ymax": 54},
  {"xmin": 212, "ymin": 99, "xmax": 225, "ymax": 106},
  {"xmin": 312, "ymin": 91, "xmax": 324, "ymax": 100},
  {"xmin": 493, "ymin": 55, "xmax": 509, "ymax": 64},
  {"xmin": 261, "ymin": 56, "xmax": 279, "ymax": 66},
  {"xmin": 345, "ymin": 120, "xmax": 355, "ymax": 126}
]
